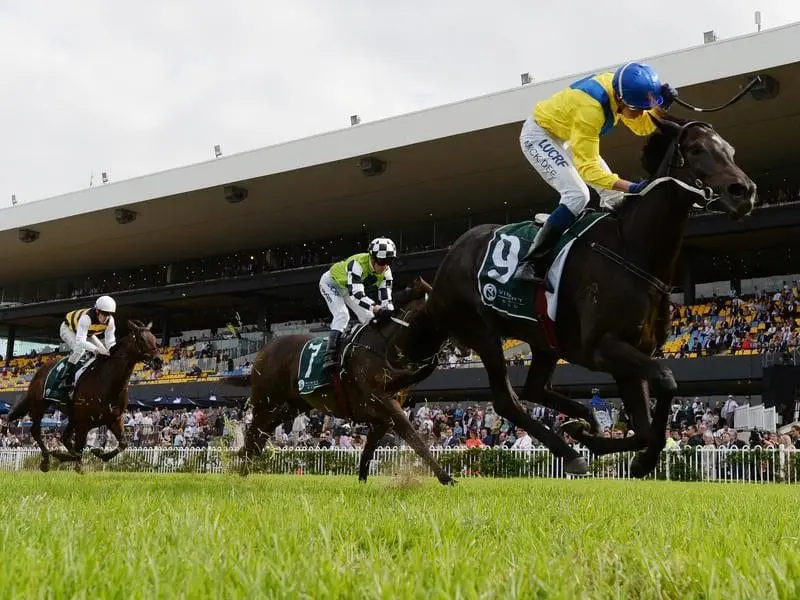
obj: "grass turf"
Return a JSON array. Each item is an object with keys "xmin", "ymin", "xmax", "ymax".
[{"xmin": 1, "ymin": 473, "xmax": 798, "ymax": 599}]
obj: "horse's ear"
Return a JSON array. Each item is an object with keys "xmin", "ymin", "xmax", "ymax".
[
  {"xmin": 145, "ymin": 321, "xmax": 153, "ymax": 330},
  {"xmin": 650, "ymin": 114, "xmax": 680, "ymax": 137},
  {"xmin": 126, "ymin": 319, "xmax": 138, "ymax": 331}
]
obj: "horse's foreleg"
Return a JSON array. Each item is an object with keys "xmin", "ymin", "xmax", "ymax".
[
  {"xmin": 358, "ymin": 420, "xmax": 391, "ymax": 483},
  {"xmin": 520, "ymin": 351, "xmax": 599, "ymax": 432},
  {"xmin": 474, "ymin": 336, "xmax": 587, "ymax": 474},
  {"xmin": 93, "ymin": 415, "xmax": 127, "ymax": 462},
  {"xmin": 378, "ymin": 394, "xmax": 453, "ymax": 485},
  {"xmin": 592, "ymin": 333, "xmax": 676, "ymax": 478}
]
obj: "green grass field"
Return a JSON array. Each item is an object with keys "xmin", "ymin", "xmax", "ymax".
[{"xmin": 1, "ymin": 473, "xmax": 799, "ymax": 600}]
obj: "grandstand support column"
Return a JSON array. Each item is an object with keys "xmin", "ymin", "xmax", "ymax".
[
  {"xmin": 257, "ymin": 306, "xmax": 269, "ymax": 335},
  {"xmin": 161, "ymin": 311, "xmax": 171, "ymax": 347},
  {"xmin": 731, "ymin": 278, "xmax": 742, "ymax": 297},
  {"xmin": 681, "ymin": 257, "xmax": 695, "ymax": 304},
  {"xmin": 4, "ymin": 325, "xmax": 16, "ymax": 365}
]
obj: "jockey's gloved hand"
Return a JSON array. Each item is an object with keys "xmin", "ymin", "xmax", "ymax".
[
  {"xmin": 373, "ymin": 307, "xmax": 394, "ymax": 323},
  {"xmin": 628, "ymin": 180, "xmax": 650, "ymax": 194},
  {"xmin": 660, "ymin": 83, "xmax": 678, "ymax": 110}
]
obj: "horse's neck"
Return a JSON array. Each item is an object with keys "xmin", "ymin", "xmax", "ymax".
[
  {"xmin": 620, "ymin": 183, "xmax": 695, "ymax": 282},
  {"xmin": 102, "ymin": 348, "xmax": 139, "ymax": 388},
  {"xmin": 401, "ymin": 305, "xmax": 442, "ymax": 363}
]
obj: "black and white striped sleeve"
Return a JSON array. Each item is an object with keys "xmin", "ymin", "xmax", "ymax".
[
  {"xmin": 346, "ymin": 260, "xmax": 375, "ymax": 310},
  {"xmin": 379, "ymin": 268, "xmax": 394, "ymax": 309}
]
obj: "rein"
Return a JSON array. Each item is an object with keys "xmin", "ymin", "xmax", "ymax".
[
  {"xmin": 589, "ymin": 120, "xmax": 725, "ymax": 296},
  {"xmin": 348, "ymin": 305, "xmax": 440, "ymax": 372},
  {"xmin": 672, "ymin": 76, "xmax": 761, "ymax": 113}
]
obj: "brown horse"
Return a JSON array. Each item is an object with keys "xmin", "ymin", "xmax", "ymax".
[
  {"xmin": 6, "ymin": 320, "xmax": 162, "ymax": 472},
  {"xmin": 223, "ymin": 276, "xmax": 453, "ymax": 484}
]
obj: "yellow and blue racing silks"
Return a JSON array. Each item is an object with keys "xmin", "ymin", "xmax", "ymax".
[{"xmin": 533, "ymin": 72, "xmax": 657, "ymax": 190}]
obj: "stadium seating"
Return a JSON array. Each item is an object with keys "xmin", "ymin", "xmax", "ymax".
[{"xmin": 2, "ymin": 286, "xmax": 798, "ymax": 391}]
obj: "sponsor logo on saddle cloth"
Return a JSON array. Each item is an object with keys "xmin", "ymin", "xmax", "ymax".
[
  {"xmin": 44, "ymin": 356, "xmax": 95, "ymax": 403},
  {"xmin": 477, "ymin": 212, "xmax": 608, "ymax": 323}
]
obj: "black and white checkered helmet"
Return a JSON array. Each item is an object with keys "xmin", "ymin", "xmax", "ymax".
[{"xmin": 369, "ymin": 237, "xmax": 397, "ymax": 261}]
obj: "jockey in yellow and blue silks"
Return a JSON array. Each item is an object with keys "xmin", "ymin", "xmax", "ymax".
[{"xmin": 516, "ymin": 62, "xmax": 678, "ymax": 282}]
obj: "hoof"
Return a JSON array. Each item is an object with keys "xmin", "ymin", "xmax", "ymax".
[
  {"xmin": 629, "ymin": 455, "xmax": 650, "ymax": 479},
  {"xmin": 90, "ymin": 448, "xmax": 104, "ymax": 459},
  {"xmin": 564, "ymin": 456, "xmax": 589, "ymax": 475},
  {"xmin": 358, "ymin": 476, "xmax": 367, "ymax": 484},
  {"xmin": 440, "ymin": 476, "xmax": 457, "ymax": 486},
  {"xmin": 39, "ymin": 461, "xmax": 50, "ymax": 473}
]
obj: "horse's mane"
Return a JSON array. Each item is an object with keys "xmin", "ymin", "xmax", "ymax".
[{"xmin": 612, "ymin": 113, "xmax": 692, "ymax": 217}]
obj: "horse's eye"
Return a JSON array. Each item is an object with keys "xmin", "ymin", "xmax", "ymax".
[{"xmin": 686, "ymin": 145, "xmax": 704, "ymax": 157}]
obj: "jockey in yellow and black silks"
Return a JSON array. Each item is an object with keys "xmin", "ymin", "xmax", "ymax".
[
  {"xmin": 516, "ymin": 61, "xmax": 678, "ymax": 282},
  {"xmin": 56, "ymin": 295, "xmax": 117, "ymax": 392}
]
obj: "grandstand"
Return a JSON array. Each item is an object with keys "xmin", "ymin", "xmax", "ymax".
[{"xmin": 2, "ymin": 22, "xmax": 800, "ymax": 421}]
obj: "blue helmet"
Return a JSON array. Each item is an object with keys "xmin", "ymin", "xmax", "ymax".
[{"xmin": 612, "ymin": 62, "xmax": 663, "ymax": 110}]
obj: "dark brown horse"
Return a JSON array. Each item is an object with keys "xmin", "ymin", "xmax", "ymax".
[
  {"xmin": 6, "ymin": 320, "xmax": 162, "ymax": 472},
  {"xmin": 403, "ymin": 115, "xmax": 756, "ymax": 477},
  {"xmin": 223, "ymin": 276, "xmax": 452, "ymax": 484}
]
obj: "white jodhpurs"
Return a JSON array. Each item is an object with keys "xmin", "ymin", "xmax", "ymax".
[
  {"xmin": 319, "ymin": 271, "xmax": 373, "ymax": 333},
  {"xmin": 59, "ymin": 322, "xmax": 85, "ymax": 364},
  {"xmin": 520, "ymin": 116, "xmax": 624, "ymax": 213}
]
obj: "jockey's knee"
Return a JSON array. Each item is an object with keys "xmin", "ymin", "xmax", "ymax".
[
  {"xmin": 559, "ymin": 189, "xmax": 590, "ymax": 216},
  {"xmin": 330, "ymin": 311, "xmax": 349, "ymax": 332}
]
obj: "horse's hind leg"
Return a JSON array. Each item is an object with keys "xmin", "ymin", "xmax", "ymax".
[
  {"xmin": 521, "ymin": 350, "xmax": 599, "ymax": 432},
  {"xmin": 30, "ymin": 415, "xmax": 51, "ymax": 473},
  {"xmin": 562, "ymin": 377, "xmax": 651, "ymax": 455},
  {"xmin": 239, "ymin": 400, "xmax": 295, "ymax": 476},
  {"xmin": 358, "ymin": 420, "xmax": 391, "ymax": 483},
  {"xmin": 471, "ymin": 333, "xmax": 587, "ymax": 474},
  {"xmin": 70, "ymin": 425, "xmax": 90, "ymax": 474},
  {"xmin": 379, "ymin": 395, "xmax": 453, "ymax": 485},
  {"xmin": 50, "ymin": 422, "xmax": 80, "ymax": 462},
  {"xmin": 592, "ymin": 333, "xmax": 676, "ymax": 478}
]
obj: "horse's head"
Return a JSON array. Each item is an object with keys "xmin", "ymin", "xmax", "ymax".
[
  {"xmin": 125, "ymin": 320, "xmax": 163, "ymax": 371},
  {"xmin": 391, "ymin": 275, "xmax": 432, "ymax": 313},
  {"xmin": 642, "ymin": 115, "xmax": 756, "ymax": 220},
  {"xmin": 356, "ymin": 276, "xmax": 436, "ymax": 371}
]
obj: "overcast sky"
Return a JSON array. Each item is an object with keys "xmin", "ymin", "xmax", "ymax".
[{"xmin": 1, "ymin": 0, "xmax": 798, "ymax": 204}]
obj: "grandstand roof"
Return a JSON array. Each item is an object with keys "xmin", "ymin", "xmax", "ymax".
[{"xmin": 3, "ymin": 21, "xmax": 800, "ymax": 284}]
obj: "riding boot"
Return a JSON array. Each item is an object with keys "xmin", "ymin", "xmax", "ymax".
[
  {"xmin": 516, "ymin": 205, "xmax": 576, "ymax": 283},
  {"xmin": 322, "ymin": 330, "xmax": 343, "ymax": 372},
  {"xmin": 57, "ymin": 362, "xmax": 79, "ymax": 393}
]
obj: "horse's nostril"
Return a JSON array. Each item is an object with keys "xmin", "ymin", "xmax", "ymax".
[{"xmin": 727, "ymin": 182, "xmax": 748, "ymax": 198}]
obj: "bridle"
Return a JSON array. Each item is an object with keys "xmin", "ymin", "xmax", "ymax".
[
  {"xmin": 653, "ymin": 120, "xmax": 721, "ymax": 211},
  {"xmin": 347, "ymin": 298, "xmax": 440, "ymax": 371}
]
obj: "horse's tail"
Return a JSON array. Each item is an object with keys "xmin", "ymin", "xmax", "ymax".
[{"xmin": 221, "ymin": 375, "xmax": 252, "ymax": 387}]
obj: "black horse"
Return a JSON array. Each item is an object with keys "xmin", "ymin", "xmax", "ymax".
[{"xmin": 404, "ymin": 115, "xmax": 756, "ymax": 477}]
